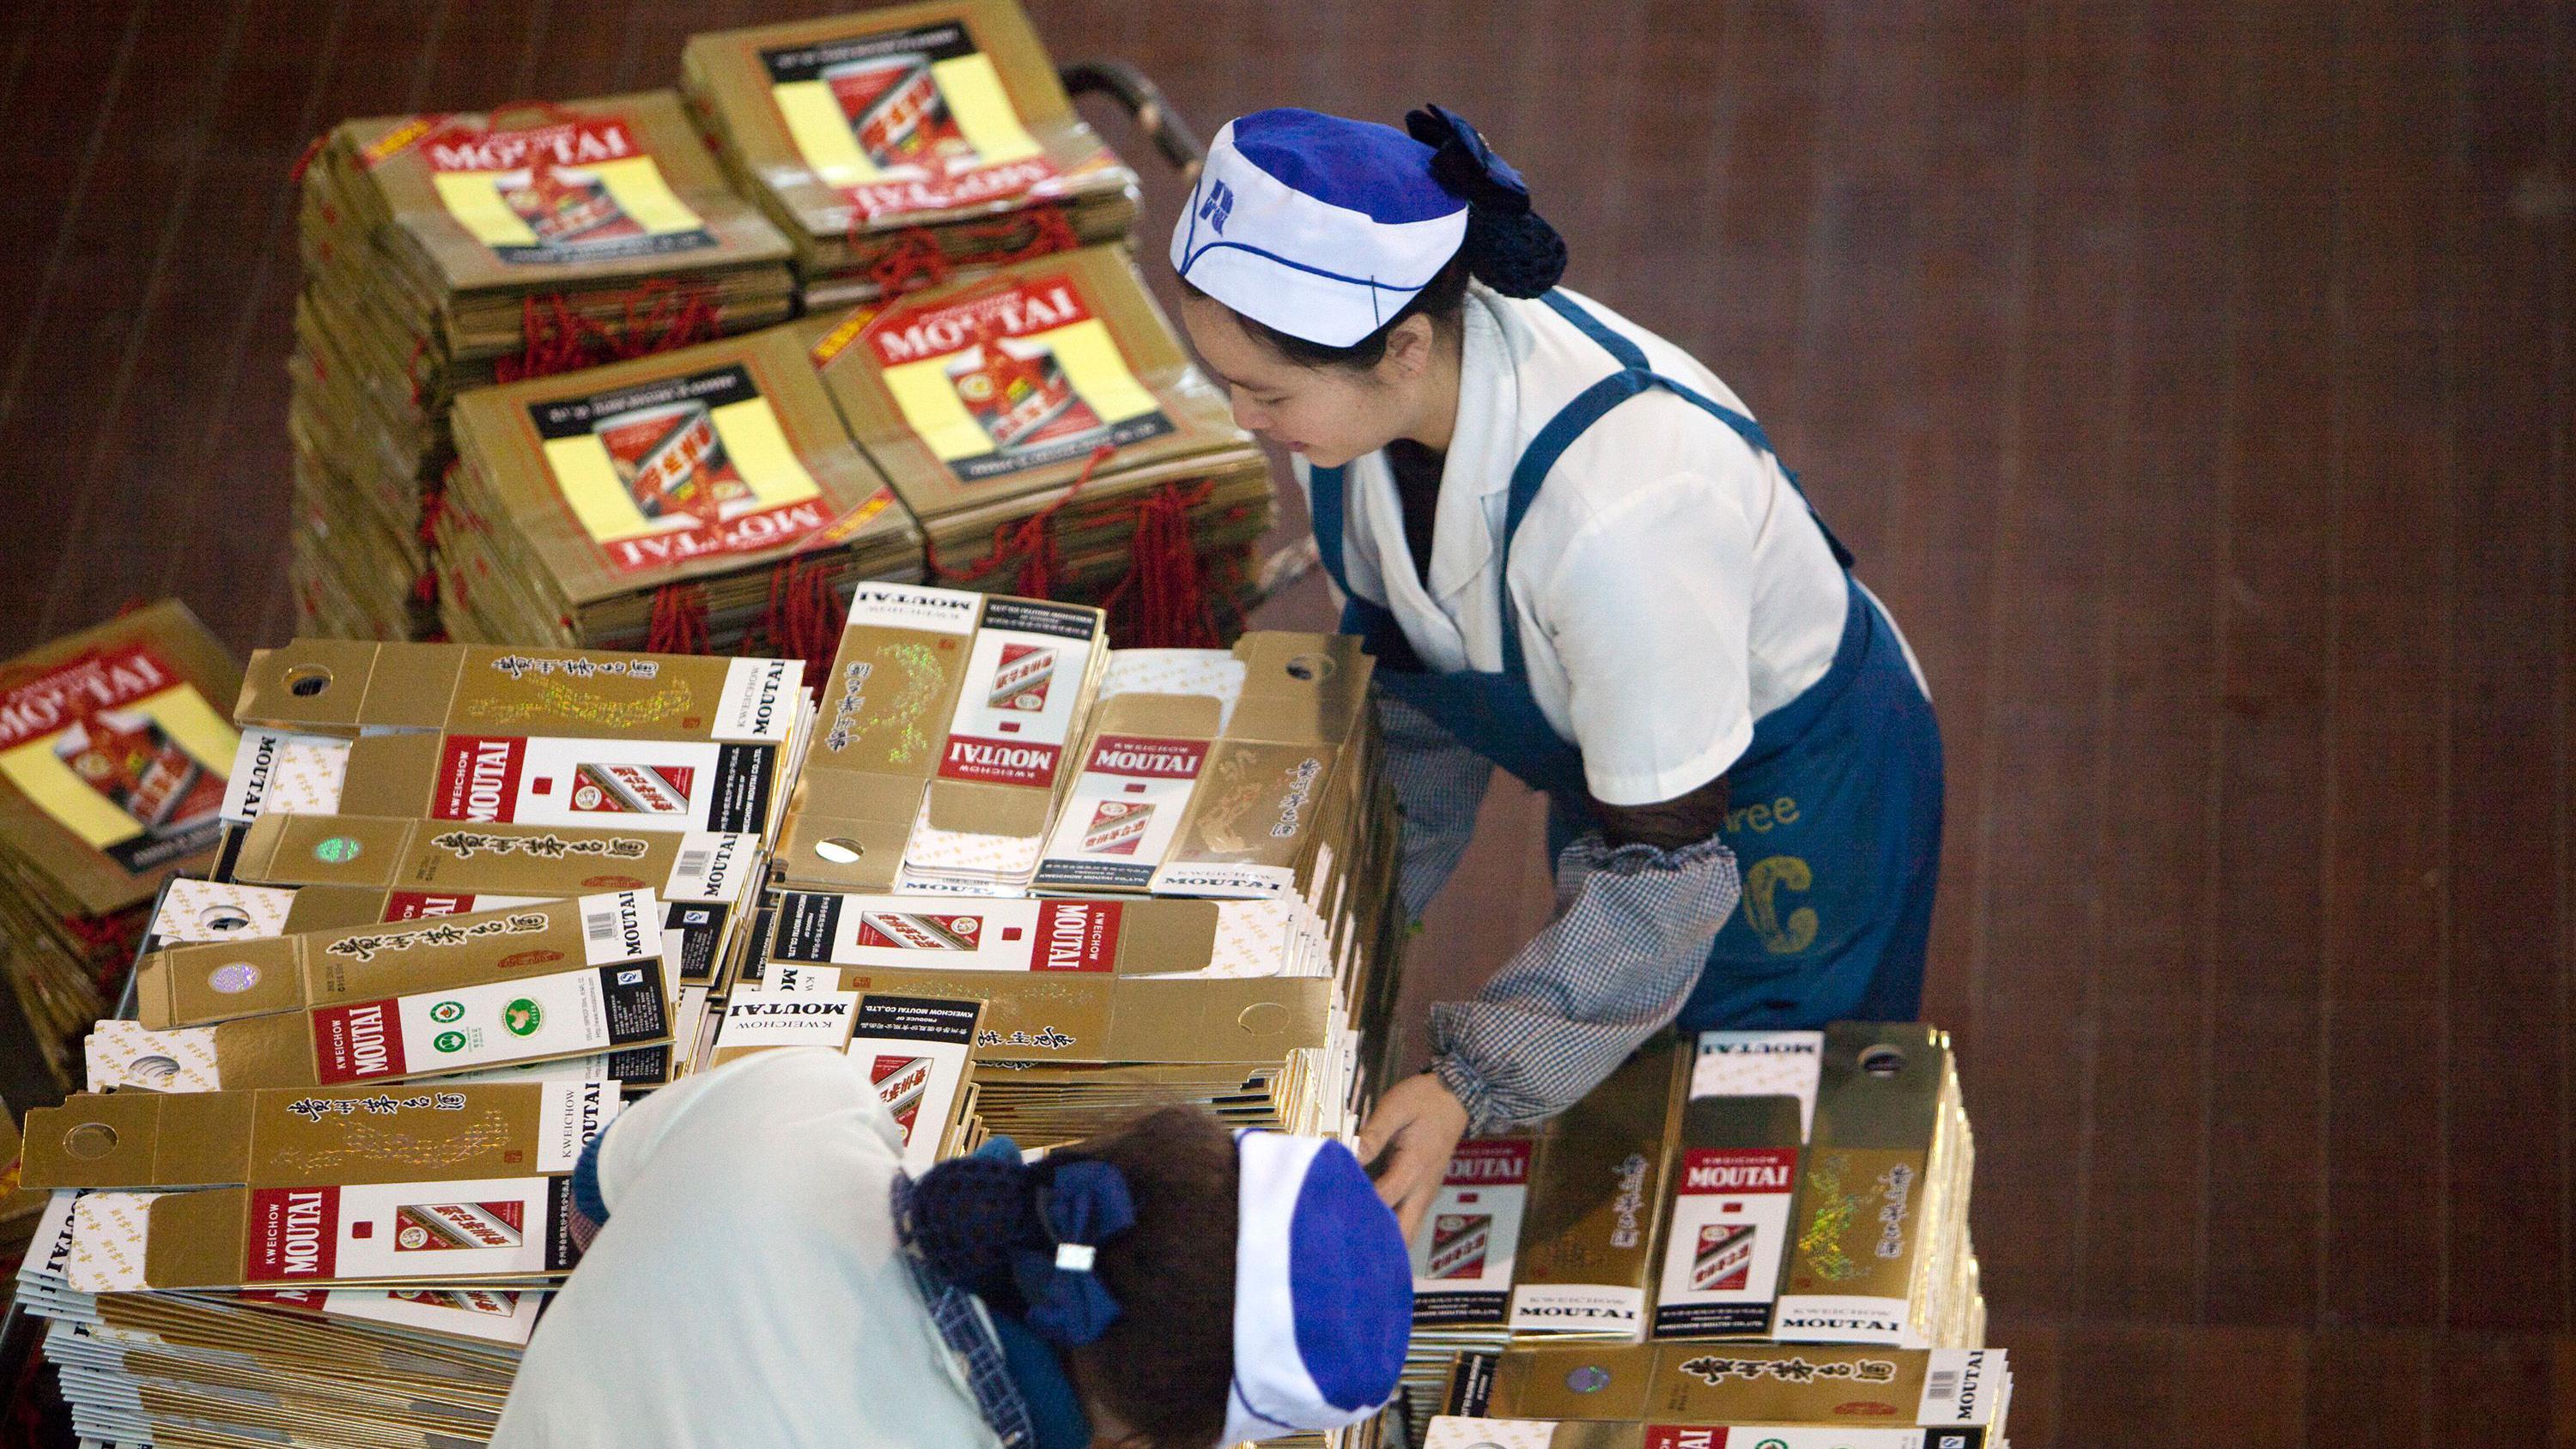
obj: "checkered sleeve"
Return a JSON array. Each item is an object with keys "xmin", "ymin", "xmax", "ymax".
[
  {"xmin": 1427, "ymin": 828, "xmax": 1742, "ymax": 1131},
  {"xmin": 1378, "ymin": 694, "xmax": 1496, "ymax": 923}
]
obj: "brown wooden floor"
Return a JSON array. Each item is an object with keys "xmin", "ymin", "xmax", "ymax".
[{"xmin": 0, "ymin": 0, "xmax": 2568, "ymax": 1441}]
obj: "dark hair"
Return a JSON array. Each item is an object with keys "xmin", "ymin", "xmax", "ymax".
[
  {"xmin": 904, "ymin": 1105, "xmax": 1239, "ymax": 1449},
  {"xmin": 1188, "ymin": 105, "xmax": 1568, "ymax": 373}
]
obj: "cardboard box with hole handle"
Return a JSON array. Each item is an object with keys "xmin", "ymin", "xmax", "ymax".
[
  {"xmin": 1444, "ymin": 1341, "xmax": 2009, "ymax": 1437},
  {"xmin": 774, "ymin": 582, "xmax": 1105, "ymax": 892},
  {"xmin": 208, "ymin": 813, "xmax": 761, "ymax": 985},
  {"xmin": 751, "ymin": 889, "xmax": 1327, "ymax": 1064},
  {"xmin": 111, "ymin": 891, "xmax": 676, "ymax": 1090},
  {"xmin": 31, "ymin": 1081, "xmax": 617, "ymax": 1292}
]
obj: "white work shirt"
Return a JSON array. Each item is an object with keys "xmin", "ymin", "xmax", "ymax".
[
  {"xmin": 492, "ymin": 1050, "xmax": 1001, "ymax": 1449},
  {"xmin": 1298, "ymin": 285, "xmax": 1850, "ymax": 807}
]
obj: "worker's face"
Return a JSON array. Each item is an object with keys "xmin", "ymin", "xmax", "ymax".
[{"xmin": 1180, "ymin": 294, "xmax": 1426, "ymax": 469}]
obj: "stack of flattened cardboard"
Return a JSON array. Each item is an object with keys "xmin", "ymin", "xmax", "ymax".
[
  {"xmin": 99, "ymin": 640, "xmax": 818, "ymax": 1102},
  {"xmin": 679, "ymin": 0, "xmax": 1140, "ymax": 309},
  {"xmin": 14, "ymin": 1080, "xmax": 613, "ymax": 1446},
  {"xmin": 0, "ymin": 603, "xmax": 242, "ymax": 1089},
  {"xmin": 738, "ymin": 888, "xmax": 1343, "ymax": 1142},
  {"xmin": 1394, "ymin": 1026, "xmax": 1989, "ymax": 1445},
  {"xmin": 292, "ymin": 92, "xmax": 798, "ymax": 640},
  {"xmin": 441, "ymin": 324, "xmax": 925, "ymax": 656},
  {"xmin": 217, "ymin": 640, "xmax": 814, "ymax": 852},
  {"xmin": 807, "ymin": 246, "xmax": 1275, "ymax": 643},
  {"xmin": 746, "ymin": 600, "xmax": 1405, "ymax": 1145},
  {"xmin": 1397, "ymin": 1044, "xmax": 1692, "ymax": 1431},
  {"xmin": 100, "ymin": 890, "xmax": 680, "ymax": 1093},
  {"xmin": 1431, "ymin": 1337, "xmax": 2012, "ymax": 1449}
]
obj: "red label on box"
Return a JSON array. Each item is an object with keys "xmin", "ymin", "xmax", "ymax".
[
  {"xmin": 422, "ymin": 118, "xmax": 641, "ymax": 174},
  {"xmin": 1676, "ymin": 1147, "xmax": 1798, "ymax": 1196},
  {"xmin": 313, "ymin": 998, "xmax": 408, "ymax": 1083},
  {"xmin": 385, "ymin": 892, "xmax": 481, "ymax": 920},
  {"xmin": 938, "ymin": 735, "xmax": 1060, "ymax": 787},
  {"xmin": 1032, "ymin": 900, "xmax": 1120, "ymax": 973},
  {"xmin": 1084, "ymin": 735, "xmax": 1206, "ymax": 780},
  {"xmin": 248, "ymin": 1186, "xmax": 342, "ymax": 1280},
  {"xmin": 864, "ymin": 275, "xmax": 1091, "ymax": 368},
  {"xmin": 1642, "ymin": 1428, "xmax": 1728, "ymax": 1449},
  {"xmin": 842, "ymin": 156, "xmax": 1062, "ymax": 221},
  {"xmin": 1443, "ymin": 1139, "xmax": 1532, "ymax": 1187},
  {"xmin": 435, "ymin": 737, "xmax": 526, "ymax": 823},
  {"xmin": 0, "ymin": 645, "xmax": 179, "ymax": 751}
]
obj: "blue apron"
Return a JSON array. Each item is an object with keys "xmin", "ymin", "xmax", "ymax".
[{"xmin": 1310, "ymin": 292, "xmax": 1942, "ymax": 1029}]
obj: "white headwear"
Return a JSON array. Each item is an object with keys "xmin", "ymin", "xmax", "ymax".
[
  {"xmin": 1219, "ymin": 1131, "xmax": 1413, "ymax": 1445},
  {"xmin": 1171, "ymin": 109, "xmax": 1470, "ymax": 349}
]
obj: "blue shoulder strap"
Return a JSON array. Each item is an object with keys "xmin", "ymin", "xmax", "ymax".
[{"xmin": 1535, "ymin": 292, "xmax": 1856, "ymax": 571}]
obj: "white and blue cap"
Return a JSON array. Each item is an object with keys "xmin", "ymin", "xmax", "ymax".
[
  {"xmin": 1172, "ymin": 108, "xmax": 1471, "ymax": 348},
  {"xmin": 1219, "ymin": 1130, "xmax": 1412, "ymax": 1446}
]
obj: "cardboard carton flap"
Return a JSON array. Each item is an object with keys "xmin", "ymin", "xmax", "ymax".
[
  {"xmin": 22, "ymin": 1092, "xmax": 253, "ymax": 1191},
  {"xmin": 240, "ymin": 642, "xmax": 462, "ymax": 732}
]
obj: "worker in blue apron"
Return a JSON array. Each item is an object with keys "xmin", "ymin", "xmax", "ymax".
[{"xmin": 1170, "ymin": 106, "xmax": 1943, "ymax": 1231}]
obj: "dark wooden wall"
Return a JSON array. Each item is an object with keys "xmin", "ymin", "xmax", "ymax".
[{"xmin": 0, "ymin": 0, "xmax": 2569, "ymax": 1440}]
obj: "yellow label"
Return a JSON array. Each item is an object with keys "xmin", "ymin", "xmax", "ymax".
[
  {"xmin": 430, "ymin": 156, "xmax": 705, "ymax": 256},
  {"xmin": 0, "ymin": 684, "xmax": 238, "ymax": 852},
  {"xmin": 883, "ymin": 319, "xmax": 1158, "ymax": 466},
  {"xmin": 775, "ymin": 54, "xmax": 1040, "ymax": 189}
]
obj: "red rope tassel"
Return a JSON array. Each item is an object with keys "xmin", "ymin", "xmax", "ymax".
[
  {"xmin": 756, "ymin": 554, "xmax": 847, "ymax": 692},
  {"xmin": 1101, "ymin": 480, "xmax": 1221, "ymax": 648},
  {"xmin": 926, "ymin": 444, "xmax": 1117, "ymax": 598},
  {"xmin": 647, "ymin": 583, "xmax": 712, "ymax": 656}
]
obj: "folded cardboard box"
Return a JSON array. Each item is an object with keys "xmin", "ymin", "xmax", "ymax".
[
  {"xmin": 44, "ymin": 1078, "xmax": 617, "ymax": 1292},
  {"xmin": 0, "ymin": 602, "xmax": 243, "ymax": 1083},
  {"xmin": 1454, "ymin": 1341, "xmax": 2009, "ymax": 1439},
  {"xmin": 107, "ymin": 892, "xmax": 675, "ymax": 1091},
  {"xmin": 775, "ymin": 583, "xmax": 1105, "ymax": 893},
  {"xmin": 678, "ymin": 0, "xmax": 1140, "ymax": 306}
]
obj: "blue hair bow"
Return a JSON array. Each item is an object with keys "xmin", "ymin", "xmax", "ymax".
[
  {"xmin": 1406, "ymin": 104, "xmax": 1531, "ymax": 215},
  {"xmin": 1009, "ymin": 1159, "xmax": 1136, "ymax": 1347}
]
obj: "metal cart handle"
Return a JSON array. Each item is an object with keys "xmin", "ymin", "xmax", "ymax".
[{"xmin": 1060, "ymin": 59, "xmax": 1207, "ymax": 179}]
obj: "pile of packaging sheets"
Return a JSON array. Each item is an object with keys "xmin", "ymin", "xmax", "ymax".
[
  {"xmin": 678, "ymin": 0, "xmax": 1141, "ymax": 310},
  {"xmin": 17, "ymin": 591, "xmax": 1409, "ymax": 1446},
  {"xmin": 291, "ymin": 91, "xmax": 799, "ymax": 640},
  {"xmin": 1400, "ymin": 1024, "xmax": 2007, "ymax": 1449},
  {"xmin": 753, "ymin": 583, "xmax": 1406, "ymax": 1145},
  {"xmin": 805, "ymin": 245, "xmax": 1275, "ymax": 642},
  {"xmin": 439, "ymin": 321, "xmax": 922, "ymax": 657},
  {"xmin": 0, "ymin": 604, "xmax": 243, "ymax": 1091},
  {"xmin": 287, "ymin": 0, "xmax": 1273, "ymax": 661}
]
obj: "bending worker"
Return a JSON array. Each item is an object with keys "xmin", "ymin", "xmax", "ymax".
[{"xmin": 1170, "ymin": 106, "xmax": 1945, "ymax": 1231}]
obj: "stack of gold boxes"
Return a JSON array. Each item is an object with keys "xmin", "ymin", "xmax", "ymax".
[
  {"xmin": 440, "ymin": 323, "xmax": 921, "ymax": 658},
  {"xmin": 0, "ymin": 603, "xmax": 241, "ymax": 1090},
  {"xmin": 292, "ymin": 92, "xmax": 799, "ymax": 640},
  {"xmin": 806, "ymin": 246, "xmax": 1276, "ymax": 645},
  {"xmin": 679, "ymin": 0, "xmax": 1141, "ymax": 309},
  {"xmin": 1397, "ymin": 1025, "xmax": 1994, "ymax": 1446}
]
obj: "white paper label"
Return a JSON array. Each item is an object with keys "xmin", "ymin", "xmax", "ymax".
[
  {"xmin": 715, "ymin": 658, "xmax": 799, "ymax": 743},
  {"xmin": 842, "ymin": 581, "xmax": 981, "ymax": 635}
]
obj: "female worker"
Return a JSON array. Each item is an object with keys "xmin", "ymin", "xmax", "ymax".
[
  {"xmin": 1170, "ymin": 106, "xmax": 1943, "ymax": 1232},
  {"xmin": 494, "ymin": 1048, "xmax": 1411, "ymax": 1447}
]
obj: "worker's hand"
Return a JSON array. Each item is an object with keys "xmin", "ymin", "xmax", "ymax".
[{"xmin": 1358, "ymin": 1072, "xmax": 1469, "ymax": 1240}]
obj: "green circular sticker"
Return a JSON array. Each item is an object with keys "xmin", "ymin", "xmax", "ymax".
[
  {"xmin": 433, "ymin": 1030, "xmax": 468, "ymax": 1054},
  {"xmin": 503, "ymin": 998, "xmax": 544, "ymax": 1037},
  {"xmin": 429, "ymin": 1000, "xmax": 465, "ymax": 1023},
  {"xmin": 313, "ymin": 836, "xmax": 362, "ymax": 864}
]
